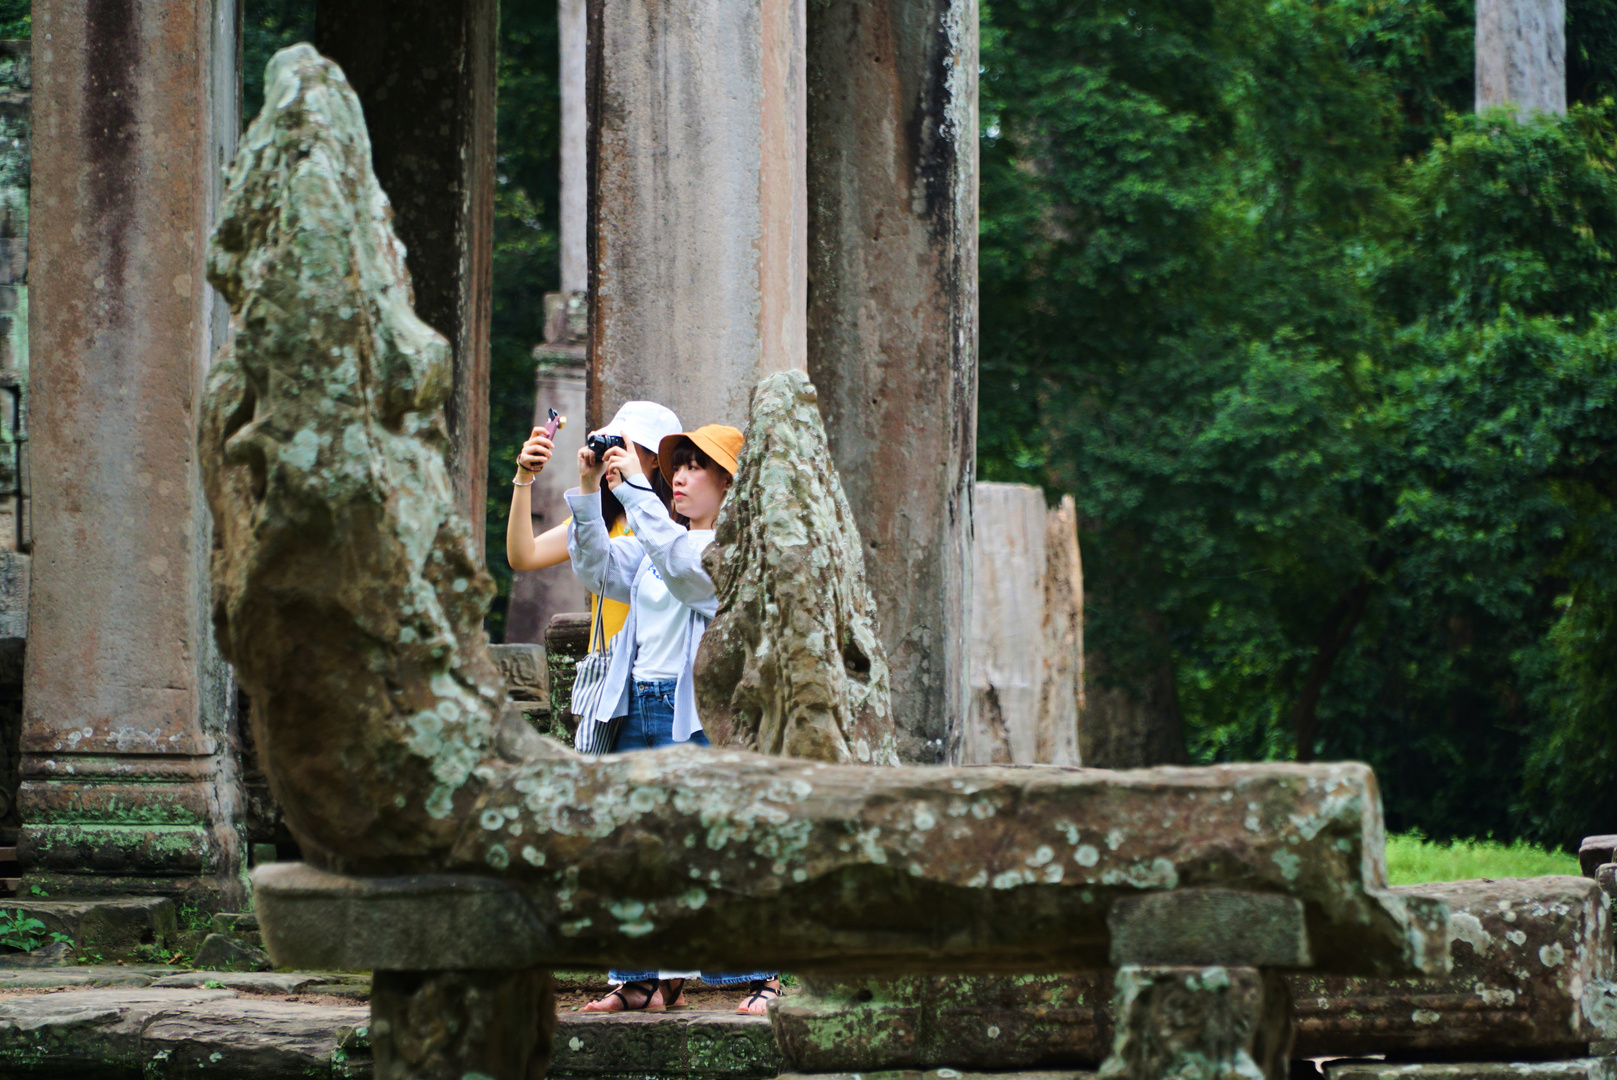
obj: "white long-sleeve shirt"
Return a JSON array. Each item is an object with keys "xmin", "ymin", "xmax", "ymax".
[{"xmin": 565, "ymin": 480, "xmax": 719, "ymax": 743}]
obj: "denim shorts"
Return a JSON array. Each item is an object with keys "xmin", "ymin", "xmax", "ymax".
[
  {"xmin": 612, "ymin": 678, "xmax": 712, "ymax": 751},
  {"xmin": 608, "ymin": 680, "xmax": 771, "ymax": 986}
]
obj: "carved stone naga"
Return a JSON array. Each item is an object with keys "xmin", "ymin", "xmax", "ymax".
[{"xmin": 202, "ymin": 46, "xmax": 1443, "ymax": 988}]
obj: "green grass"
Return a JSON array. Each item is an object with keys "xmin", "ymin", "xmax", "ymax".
[{"xmin": 1385, "ymin": 832, "xmax": 1580, "ymax": 885}]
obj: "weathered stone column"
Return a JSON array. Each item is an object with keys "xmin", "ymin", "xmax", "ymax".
[
  {"xmin": 1477, "ymin": 0, "xmax": 1566, "ymax": 117},
  {"xmin": 21, "ymin": 0, "xmax": 243, "ymax": 902},
  {"xmin": 586, "ymin": 0, "xmax": 808, "ymax": 430},
  {"xmin": 314, "ymin": 0, "xmax": 497, "ymax": 541},
  {"xmin": 0, "ymin": 39, "xmax": 29, "ymax": 843},
  {"xmin": 805, "ymin": 0, "xmax": 978, "ymax": 763},
  {"xmin": 963, "ymin": 484, "xmax": 1084, "ymax": 766},
  {"xmin": 559, "ymin": 0, "xmax": 588, "ymax": 300}
]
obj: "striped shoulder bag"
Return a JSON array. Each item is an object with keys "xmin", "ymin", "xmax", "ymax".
[{"xmin": 571, "ymin": 592, "xmax": 626, "ymax": 756}]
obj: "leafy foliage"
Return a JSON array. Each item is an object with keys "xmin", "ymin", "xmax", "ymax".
[
  {"xmin": 242, "ymin": 0, "xmax": 315, "ymax": 123},
  {"xmin": 0, "ymin": 0, "xmax": 24, "ymax": 39},
  {"xmin": 981, "ymin": 0, "xmax": 1617, "ymax": 847},
  {"xmin": 0, "ymin": 909, "xmax": 70, "ymax": 953}
]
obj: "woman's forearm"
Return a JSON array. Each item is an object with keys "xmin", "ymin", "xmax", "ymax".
[{"xmin": 505, "ymin": 476, "xmax": 538, "ymax": 569}]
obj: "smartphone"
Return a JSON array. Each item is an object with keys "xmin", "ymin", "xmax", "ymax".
[{"xmin": 541, "ymin": 408, "xmax": 561, "ymax": 440}]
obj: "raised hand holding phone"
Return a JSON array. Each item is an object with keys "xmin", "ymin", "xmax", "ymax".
[{"xmin": 517, "ymin": 409, "xmax": 564, "ymax": 477}]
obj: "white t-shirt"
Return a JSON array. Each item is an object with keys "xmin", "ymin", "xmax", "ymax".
[{"xmin": 632, "ymin": 529, "xmax": 716, "ymax": 681}]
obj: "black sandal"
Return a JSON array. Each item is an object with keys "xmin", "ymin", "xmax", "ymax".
[
  {"xmin": 586, "ymin": 978, "xmax": 664, "ymax": 1012},
  {"xmin": 660, "ymin": 977, "xmax": 688, "ymax": 1009},
  {"xmin": 736, "ymin": 977, "xmax": 781, "ymax": 1015}
]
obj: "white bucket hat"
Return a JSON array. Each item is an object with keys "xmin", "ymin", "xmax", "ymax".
[{"xmin": 607, "ymin": 401, "xmax": 682, "ymax": 457}]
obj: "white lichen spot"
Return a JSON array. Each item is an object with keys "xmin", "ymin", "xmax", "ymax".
[
  {"xmin": 521, "ymin": 845, "xmax": 545, "ymax": 867},
  {"xmin": 1106, "ymin": 829, "xmax": 1125, "ymax": 851},
  {"xmin": 993, "ymin": 870, "xmax": 1031, "ymax": 889},
  {"xmin": 609, "ymin": 901, "xmax": 646, "ymax": 922},
  {"xmin": 914, "ymin": 807, "xmax": 937, "ymax": 831},
  {"xmin": 683, "ymin": 887, "xmax": 707, "ymax": 910},
  {"xmin": 1075, "ymin": 845, "xmax": 1100, "ymax": 868},
  {"xmin": 620, "ymin": 920, "xmax": 655, "ymax": 937},
  {"xmin": 1043, "ymin": 864, "xmax": 1064, "ymax": 883},
  {"xmin": 1411, "ymin": 1009, "xmax": 1440, "ymax": 1025},
  {"xmin": 1507, "ymin": 929, "xmax": 1528, "ymax": 947},
  {"xmin": 569, "ymin": 1037, "xmax": 584, "ymax": 1052},
  {"xmin": 1272, "ymin": 849, "xmax": 1302, "ymax": 881},
  {"xmin": 480, "ymin": 809, "xmax": 504, "ymax": 831},
  {"xmin": 792, "ymin": 868, "xmax": 808, "ymax": 883},
  {"xmin": 485, "ymin": 844, "xmax": 509, "ymax": 870},
  {"xmin": 987, "ymin": 1025, "xmax": 1001, "ymax": 1039},
  {"xmin": 1027, "ymin": 846, "xmax": 1055, "ymax": 867},
  {"xmin": 1539, "ymin": 942, "xmax": 1566, "ymax": 968},
  {"xmin": 966, "ymin": 870, "xmax": 989, "ymax": 888}
]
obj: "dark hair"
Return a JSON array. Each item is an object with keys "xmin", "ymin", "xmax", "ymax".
[
  {"xmin": 669, "ymin": 439, "xmax": 733, "ymax": 484},
  {"xmin": 601, "ymin": 482, "xmax": 626, "ymax": 531}
]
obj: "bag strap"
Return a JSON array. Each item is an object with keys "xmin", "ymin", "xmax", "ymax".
[{"xmin": 590, "ymin": 590, "xmax": 606, "ymax": 655}]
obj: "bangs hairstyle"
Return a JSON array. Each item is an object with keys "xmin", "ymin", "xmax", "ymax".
[{"xmin": 669, "ymin": 439, "xmax": 732, "ymax": 483}]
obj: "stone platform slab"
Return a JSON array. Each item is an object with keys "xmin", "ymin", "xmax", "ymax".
[
  {"xmin": 0, "ymin": 987, "xmax": 371, "ymax": 1077},
  {"xmin": 1326, "ymin": 1060, "xmax": 1616, "ymax": 1080}
]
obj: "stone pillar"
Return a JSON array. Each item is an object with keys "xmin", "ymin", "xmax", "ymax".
[
  {"xmin": 21, "ymin": 0, "xmax": 244, "ymax": 902},
  {"xmin": 0, "ymin": 39, "xmax": 29, "ymax": 843},
  {"xmin": 962, "ymin": 486, "xmax": 1081, "ymax": 766},
  {"xmin": 1100, "ymin": 966, "xmax": 1292, "ymax": 1080},
  {"xmin": 805, "ymin": 0, "xmax": 978, "ymax": 763},
  {"xmin": 586, "ymin": 0, "xmax": 807, "ymax": 430},
  {"xmin": 559, "ymin": 0, "xmax": 588, "ymax": 299},
  {"xmin": 1476, "ymin": 0, "xmax": 1566, "ymax": 117},
  {"xmin": 314, "ymin": 0, "xmax": 497, "ymax": 542}
]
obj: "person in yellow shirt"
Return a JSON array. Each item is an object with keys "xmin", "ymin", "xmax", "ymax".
[{"xmin": 505, "ymin": 401, "xmax": 682, "ymax": 643}]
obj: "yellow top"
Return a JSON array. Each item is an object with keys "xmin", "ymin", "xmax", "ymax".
[{"xmin": 588, "ymin": 516, "xmax": 632, "ymax": 646}]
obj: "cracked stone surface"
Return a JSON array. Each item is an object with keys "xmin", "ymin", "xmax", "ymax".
[{"xmin": 695, "ymin": 370, "xmax": 897, "ymax": 765}]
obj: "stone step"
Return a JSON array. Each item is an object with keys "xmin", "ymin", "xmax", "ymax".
[
  {"xmin": 1326, "ymin": 1060, "xmax": 1616, "ymax": 1080},
  {"xmin": 0, "ymin": 895, "xmax": 177, "ymax": 953},
  {"xmin": 0, "ymin": 986, "xmax": 372, "ymax": 1078}
]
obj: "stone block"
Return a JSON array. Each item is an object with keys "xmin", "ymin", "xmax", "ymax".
[
  {"xmin": 1580, "ymin": 836, "xmax": 1617, "ymax": 879},
  {"xmin": 1291, "ymin": 877, "xmax": 1616, "ymax": 1058},
  {"xmin": 254, "ymin": 862, "xmax": 548, "ymax": 972},
  {"xmin": 5, "ymin": 896, "xmax": 176, "ymax": 953},
  {"xmin": 193, "ymin": 932, "xmax": 271, "ymax": 972},
  {"xmin": 552, "ymin": 1010, "xmax": 781, "ymax": 1078},
  {"xmin": 1100, "ymin": 965, "xmax": 1292, "ymax": 1080},
  {"xmin": 1327, "ymin": 1061, "xmax": 1616, "ymax": 1080},
  {"xmin": 780, "ymin": 1074, "xmax": 1094, "ymax": 1080},
  {"xmin": 491, "ymin": 642, "xmax": 548, "ymax": 702},
  {"xmin": 1108, "ymin": 889, "xmax": 1310, "ymax": 968},
  {"xmin": 0, "ymin": 986, "xmax": 372, "ymax": 1078},
  {"xmin": 771, "ymin": 974, "xmax": 1110, "ymax": 1072}
]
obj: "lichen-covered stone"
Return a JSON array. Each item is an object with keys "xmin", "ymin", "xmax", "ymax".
[
  {"xmin": 201, "ymin": 45, "xmax": 506, "ymax": 872},
  {"xmin": 1100, "ymin": 966, "xmax": 1291, "ymax": 1080},
  {"xmin": 695, "ymin": 370, "xmax": 897, "ymax": 765},
  {"xmin": 205, "ymin": 47, "xmax": 1444, "ymax": 989},
  {"xmin": 771, "ymin": 973, "xmax": 1110, "ymax": 1071},
  {"xmin": 1291, "ymin": 876, "xmax": 1617, "ymax": 1058}
]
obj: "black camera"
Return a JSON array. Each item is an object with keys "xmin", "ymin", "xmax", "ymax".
[{"xmin": 586, "ymin": 433, "xmax": 626, "ymax": 463}]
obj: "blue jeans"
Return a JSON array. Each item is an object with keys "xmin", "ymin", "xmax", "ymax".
[{"xmin": 609, "ymin": 679, "xmax": 774, "ymax": 987}]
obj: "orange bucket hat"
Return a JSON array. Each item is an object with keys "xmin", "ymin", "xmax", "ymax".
[{"xmin": 658, "ymin": 424, "xmax": 744, "ymax": 484}]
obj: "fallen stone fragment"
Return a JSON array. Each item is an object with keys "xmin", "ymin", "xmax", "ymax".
[
  {"xmin": 1580, "ymin": 836, "xmax": 1617, "ymax": 879},
  {"xmin": 194, "ymin": 932, "xmax": 272, "ymax": 973},
  {"xmin": 492, "ymin": 643, "xmax": 548, "ymax": 702},
  {"xmin": 1291, "ymin": 877, "xmax": 1616, "ymax": 1058},
  {"xmin": 695, "ymin": 369, "xmax": 898, "ymax": 765},
  {"xmin": 552, "ymin": 1009, "xmax": 780, "ymax": 1078},
  {"xmin": 1099, "ymin": 965, "xmax": 1291, "ymax": 1080},
  {"xmin": 1327, "ymin": 1060, "xmax": 1616, "ymax": 1080},
  {"xmin": 0, "ymin": 940, "xmax": 74, "ymax": 968},
  {"xmin": 771, "ymin": 973, "xmax": 1109, "ymax": 1072}
]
